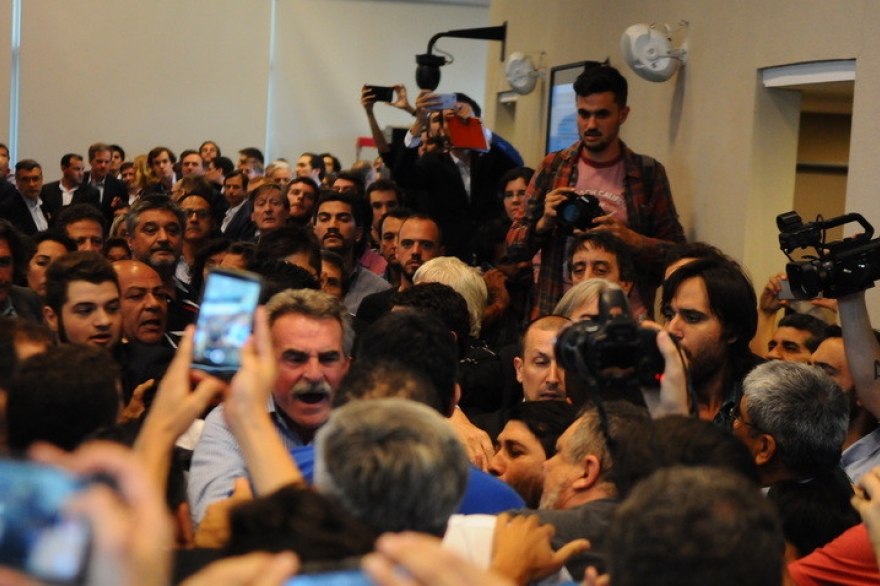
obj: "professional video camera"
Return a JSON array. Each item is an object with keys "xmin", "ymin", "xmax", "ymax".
[
  {"xmin": 554, "ymin": 288, "xmax": 664, "ymax": 389},
  {"xmin": 555, "ymin": 190, "xmax": 604, "ymax": 231},
  {"xmin": 777, "ymin": 211, "xmax": 880, "ymax": 299}
]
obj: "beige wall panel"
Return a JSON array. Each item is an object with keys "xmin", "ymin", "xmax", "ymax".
[{"xmin": 16, "ymin": 0, "xmax": 271, "ymax": 180}]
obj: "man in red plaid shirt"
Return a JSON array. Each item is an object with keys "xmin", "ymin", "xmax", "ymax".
[{"xmin": 507, "ymin": 64, "xmax": 685, "ymax": 319}]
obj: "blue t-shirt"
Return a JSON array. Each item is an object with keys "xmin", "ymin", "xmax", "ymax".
[{"xmin": 291, "ymin": 445, "xmax": 524, "ymax": 515}]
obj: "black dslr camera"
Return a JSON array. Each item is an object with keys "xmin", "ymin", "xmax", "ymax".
[
  {"xmin": 777, "ymin": 211, "xmax": 880, "ymax": 299},
  {"xmin": 555, "ymin": 190, "xmax": 604, "ymax": 231},
  {"xmin": 555, "ymin": 288, "xmax": 665, "ymax": 389}
]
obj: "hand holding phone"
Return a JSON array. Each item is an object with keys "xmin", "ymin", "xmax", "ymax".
[{"xmin": 364, "ymin": 85, "xmax": 394, "ymax": 103}]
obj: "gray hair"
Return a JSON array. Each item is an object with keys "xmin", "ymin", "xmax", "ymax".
[
  {"xmin": 553, "ymin": 278, "xmax": 621, "ymax": 319},
  {"xmin": 414, "ymin": 256, "xmax": 487, "ymax": 337},
  {"xmin": 743, "ymin": 361, "xmax": 848, "ymax": 477},
  {"xmin": 313, "ymin": 398, "xmax": 469, "ymax": 536},
  {"xmin": 125, "ymin": 194, "xmax": 186, "ymax": 236},
  {"xmin": 265, "ymin": 288, "xmax": 354, "ymax": 355}
]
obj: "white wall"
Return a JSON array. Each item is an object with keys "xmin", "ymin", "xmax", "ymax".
[{"xmin": 0, "ymin": 0, "xmax": 489, "ymax": 180}]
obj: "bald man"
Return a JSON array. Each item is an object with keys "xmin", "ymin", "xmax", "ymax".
[{"xmin": 113, "ymin": 260, "xmax": 169, "ymax": 346}]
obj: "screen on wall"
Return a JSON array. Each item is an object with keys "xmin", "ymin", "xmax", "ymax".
[{"xmin": 546, "ymin": 60, "xmax": 606, "ymax": 155}]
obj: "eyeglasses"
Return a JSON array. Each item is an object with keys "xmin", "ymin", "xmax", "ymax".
[
  {"xmin": 183, "ymin": 209, "xmax": 211, "ymax": 220},
  {"xmin": 728, "ymin": 401, "xmax": 767, "ymax": 435}
]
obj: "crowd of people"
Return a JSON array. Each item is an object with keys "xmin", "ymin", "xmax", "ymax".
[{"xmin": 1, "ymin": 63, "xmax": 880, "ymax": 585}]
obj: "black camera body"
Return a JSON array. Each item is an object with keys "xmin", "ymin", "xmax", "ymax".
[
  {"xmin": 555, "ymin": 191, "xmax": 604, "ymax": 231},
  {"xmin": 777, "ymin": 211, "xmax": 880, "ymax": 299},
  {"xmin": 555, "ymin": 289, "xmax": 664, "ymax": 388}
]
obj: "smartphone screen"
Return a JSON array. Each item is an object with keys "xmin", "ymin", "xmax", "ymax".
[
  {"xmin": 426, "ymin": 93, "xmax": 458, "ymax": 110},
  {"xmin": 365, "ymin": 85, "xmax": 394, "ymax": 102},
  {"xmin": 0, "ymin": 461, "xmax": 91, "ymax": 584},
  {"xmin": 192, "ymin": 268, "xmax": 262, "ymax": 378}
]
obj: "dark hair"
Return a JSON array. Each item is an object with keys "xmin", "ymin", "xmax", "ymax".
[
  {"xmin": 354, "ymin": 309, "xmax": 458, "ymax": 415},
  {"xmin": 226, "ymin": 168, "xmax": 249, "ymax": 191},
  {"xmin": 379, "ymin": 206, "xmax": 416, "ymax": 235},
  {"xmin": 777, "ymin": 313, "xmax": 829, "ymax": 353},
  {"xmin": 103, "ymin": 237, "xmax": 131, "ymax": 259},
  {"xmin": 0, "ymin": 317, "xmax": 54, "ymax": 390},
  {"xmin": 211, "ymin": 156, "xmax": 235, "ymax": 177},
  {"xmin": 225, "ymin": 484, "xmax": 376, "ymax": 561},
  {"xmin": 176, "ymin": 174, "xmax": 213, "ymax": 200},
  {"xmin": 661, "ymin": 258, "xmax": 758, "ymax": 378},
  {"xmin": 108, "ymin": 144, "xmax": 125, "ymax": 161},
  {"xmin": 497, "ymin": 166, "xmax": 535, "ymax": 197},
  {"xmin": 454, "ymin": 92, "xmax": 482, "ymax": 117},
  {"xmin": 665, "ymin": 241, "xmax": 734, "ymax": 271},
  {"xmin": 301, "ymin": 152, "xmax": 326, "ymax": 182},
  {"xmin": 318, "ymin": 153, "xmax": 341, "ymax": 175},
  {"xmin": 239, "ymin": 147, "xmax": 264, "ymax": 165},
  {"xmin": 612, "ymin": 415, "xmax": 760, "ymax": 499},
  {"xmin": 566, "ymin": 231, "xmax": 636, "ymax": 284},
  {"xmin": 320, "ymin": 249, "xmax": 349, "ymax": 294},
  {"xmin": 14, "ymin": 159, "xmax": 41, "ymax": 174},
  {"xmin": 60, "ymin": 153, "xmax": 83, "ymax": 169},
  {"xmin": 315, "ymin": 189, "xmax": 370, "ymax": 230},
  {"xmin": 254, "ymin": 224, "xmax": 321, "ymax": 277},
  {"xmin": 474, "ymin": 218, "xmax": 511, "ymax": 267},
  {"xmin": 767, "ymin": 468, "xmax": 859, "ymax": 557},
  {"xmin": 289, "ymin": 175, "xmax": 320, "ymax": 194},
  {"xmin": 179, "ymin": 149, "xmax": 200, "ymax": 163},
  {"xmin": 31, "ymin": 229, "xmax": 76, "ymax": 254},
  {"xmin": 7, "ymin": 344, "xmax": 121, "ymax": 451},
  {"xmin": 56, "ymin": 203, "xmax": 107, "ymax": 233},
  {"xmin": 503, "ymin": 401, "xmax": 579, "ymax": 458},
  {"xmin": 252, "ymin": 259, "xmax": 320, "ymax": 304},
  {"xmin": 390, "ymin": 282, "xmax": 471, "ymax": 352},
  {"xmin": 119, "ymin": 161, "xmax": 134, "ymax": 174},
  {"xmin": 189, "ymin": 238, "xmax": 232, "ymax": 296},
  {"xmin": 365, "ymin": 178, "xmax": 403, "ymax": 203},
  {"xmin": 0, "ymin": 219, "xmax": 35, "ymax": 284},
  {"xmin": 200, "ymin": 141, "xmax": 221, "ymax": 158},
  {"xmin": 335, "ymin": 359, "xmax": 440, "ymax": 412},
  {"xmin": 147, "ymin": 146, "xmax": 177, "ymax": 167},
  {"xmin": 609, "ymin": 466, "xmax": 784, "ymax": 586},
  {"xmin": 573, "ymin": 64, "xmax": 628, "ymax": 106},
  {"xmin": 228, "ymin": 241, "xmax": 256, "ymax": 264},
  {"xmin": 44, "ymin": 251, "xmax": 118, "ymax": 317},
  {"xmin": 126, "ymin": 194, "xmax": 186, "ymax": 236},
  {"xmin": 333, "ymin": 172, "xmax": 365, "ymax": 199}
]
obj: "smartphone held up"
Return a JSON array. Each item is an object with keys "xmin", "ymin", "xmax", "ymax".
[{"xmin": 192, "ymin": 268, "xmax": 263, "ymax": 379}]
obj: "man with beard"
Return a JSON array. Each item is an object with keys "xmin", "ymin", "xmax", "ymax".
[
  {"xmin": 376, "ymin": 207, "xmax": 414, "ymax": 288},
  {"xmin": 661, "ymin": 257, "xmax": 763, "ymax": 427},
  {"xmin": 188, "ymin": 288, "xmax": 352, "ymax": 525},
  {"xmin": 126, "ymin": 195, "xmax": 195, "ymax": 334},
  {"xmin": 312, "ymin": 190, "xmax": 389, "ymax": 315},
  {"xmin": 507, "ymin": 64, "xmax": 685, "ymax": 319},
  {"xmin": 356, "ymin": 214, "xmax": 442, "ymax": 325}
]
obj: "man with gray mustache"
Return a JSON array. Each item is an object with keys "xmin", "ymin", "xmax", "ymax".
[{"xmin": 188, "ymin": 288, "xmax": 353, "ymax": 525}]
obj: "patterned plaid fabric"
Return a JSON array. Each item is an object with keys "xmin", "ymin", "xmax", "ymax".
[{"xmin": 507, "ymin": 141, "xmax": 686, "ymax": 318}]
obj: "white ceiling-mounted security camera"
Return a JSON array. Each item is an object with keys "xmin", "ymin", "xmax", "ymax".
[{"xmin": 621, "ymin": 22, "xmax": 688, "ymax": 82}]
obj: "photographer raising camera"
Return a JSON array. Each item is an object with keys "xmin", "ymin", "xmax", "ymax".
[{"xmin": 507, "ymin": 64, "xmax": 686, "ymax": 320}]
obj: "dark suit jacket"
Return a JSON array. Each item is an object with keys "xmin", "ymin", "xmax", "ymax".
[
  {"xmin": 39, "ymin": 181, "xmax": 101, "ymax": 220},
  {"xmin": 221, "ymin": 201, "xmax": 256, "ymax": 241},
  {"xmin": 88, "ymin": 173, "xmax": 129, "ymax": 225},
  {"xmin": 393, "ymin": 143, "xmax": 517, "ymax": 262},
  {"xmin": 0, "ymin": 191, "xmax": 49, "ymax": 235}
]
